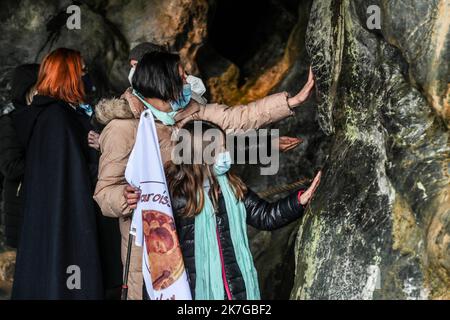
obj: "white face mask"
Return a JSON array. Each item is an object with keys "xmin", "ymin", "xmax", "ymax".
[
  {"xmin": 186, "ymin": 75, "xmax": 206, "ymax": 97},
  {"xmin": 128, "ymin": 67, "xmax": 136, "ymax": 86}
]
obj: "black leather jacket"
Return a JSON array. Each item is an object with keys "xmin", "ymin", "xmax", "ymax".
[{"xmin": 172, "ymin": 189, "xmax": 305, "ymax": 300}]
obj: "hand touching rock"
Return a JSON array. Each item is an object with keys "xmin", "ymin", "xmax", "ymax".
[
  {"xmin": 300, "ymin": 171, "xmax": 321, "ymax": 206},
  {"xmin": 288, "ymin": 67, "xmax": 315, "ymax": 108},
  {"xmin": 278, "ymin": 136, "xmax": 303, "ymax": 153}
]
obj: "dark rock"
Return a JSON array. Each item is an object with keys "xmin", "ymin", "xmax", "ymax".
[
  {"xmin": 105, "ymin": 0, "xmax": 209, "ymax": 74},
  {"xmin": 291, "ymin": 0, "xmax": 449, "ymax": 300},
  {"xmin": 0, "ymin": 0, "xmax": 130, "ymax": 102}
]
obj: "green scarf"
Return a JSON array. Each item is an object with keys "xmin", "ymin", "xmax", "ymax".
[
  {"xmin": 132, "ymin": 89, "xmax": 178, "ymax": 126},
  {"xmin": 194, "ymin": 175, "xmax": 261, "ymax": 300}
]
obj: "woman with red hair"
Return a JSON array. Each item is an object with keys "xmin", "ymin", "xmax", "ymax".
[{"xmin": 11, "ymin": 48, "xmax": 117, "ymax": 299}]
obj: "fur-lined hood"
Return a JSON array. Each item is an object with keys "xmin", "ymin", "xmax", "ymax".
[
  {"xmin": 95, "ymin": 88, "xmax": 144, "ymax": 125},
  {"xmin": 95, "ymin": 97, "xmax": 137, "ymax": 126}
]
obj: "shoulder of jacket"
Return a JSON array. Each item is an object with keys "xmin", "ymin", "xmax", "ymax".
[
  {"xmin": 95, "ymin": 97, "xmax": 134, "ymax": 126},
  {"xmin": 39, "ymin": 103, "xmax": 72, "ymax": 122},
  {"xmin": 102, "ymin": 118, "xmax": 138, "ymax": 137}
]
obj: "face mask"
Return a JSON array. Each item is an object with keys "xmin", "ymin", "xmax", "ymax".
[
  {"xmin": 78, "ymin": 103, "xmax": 93, "ymax": 117},
  {"xmin": 170, "ymin": 83, "xmax": 192, "ymax": 111},
  {"xmin": 186, "ymin": 75, "xmax": 206, "ymax": 96},
  {"xmin": 132, "ymin": 89, "xmax": 177, "ymax": 126},
  {"xmin": 128, "ymin": 67, "xmax": 136, "ymax": 86},
  {"xmin": 82, "ymin": 74, "xmax": 96, "ymax": 94},
  {"xmin": 213, "ymin": 151, "xmax": 232, "ymax": 176}
]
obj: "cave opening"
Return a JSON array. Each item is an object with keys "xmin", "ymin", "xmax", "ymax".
[{"xmin": 207, "ymin": 0, "xmax": 301, "ymax": 83}]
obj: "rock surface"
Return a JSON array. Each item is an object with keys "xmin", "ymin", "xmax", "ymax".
[
  {"xmin": 291, "ymin": 0, "xmax": 449, "ymax": 300},
  {"xmin": 0, "ymin": 0, "xmax": 448, "ymax": 300}
]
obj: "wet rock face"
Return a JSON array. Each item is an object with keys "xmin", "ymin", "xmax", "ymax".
[
  {"xmin": 0, "ymin": 0, "xmax": 209, "ymax": 105},
  {"xmin": 379, "ymin": 0, "xmax": 450, "ymax": 127},
  {"xmin": 0, "ymin": 0, "xmax": 448, "ymax": 300},
  {"xmin": 291, "ymin": 0, "xmax": 449, "ymax": 299}
]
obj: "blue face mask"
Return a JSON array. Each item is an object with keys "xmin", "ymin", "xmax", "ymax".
[
  {"xmin": 170, "ymin": 84, "xmax": 192, "ymax": 111},
  {"xmin": 78, "ymin": 103, "xmax": 93, "ymax": 117},
  {"xmin": 213, "ymin": 151, "xmax": 232, "ymax": 176}
]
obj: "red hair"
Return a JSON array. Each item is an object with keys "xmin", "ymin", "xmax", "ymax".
[{"xmin": 36, "ymin": 48, "xmax": 85, "ymax": 104}]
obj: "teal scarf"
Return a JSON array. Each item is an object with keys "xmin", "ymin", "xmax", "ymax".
[
  {"xmin": 194, "ymin": 175, "xmax": 261, "ymax": 300},
  {"xmin": 132, "ymin": 89, "xmax": 178, "ymax": 126}
]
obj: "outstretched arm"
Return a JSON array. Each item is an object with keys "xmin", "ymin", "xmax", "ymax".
[
  {"xmin": 245, "ymin": 170, "xmax": 321, "ymax": 231},
  {"xmin": 198, "ymin": 68, "xmax": 315, "ymax": 132}
]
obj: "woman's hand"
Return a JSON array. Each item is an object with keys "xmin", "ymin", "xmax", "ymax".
[
  {"xmin": 123, "ymin": 185, "xmax": 141, "ymax": 210},
  {"xmin": 88, "ymin": 130, "xmax": 100, "ymax": 151},
  {"xmin": 277, "ymin": 136, "xmax": 303, "ymax": 153},
  {"xmin": 300, "ymin": 171, "xmax": 321, "ymax": 206},
  {"xmin": 288, "ymin": 67, "xmax": 315, "ymax": 108}
]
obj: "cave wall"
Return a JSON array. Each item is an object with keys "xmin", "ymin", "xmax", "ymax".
[
  {"xmin": 0, "ymin": 0, "xmax": 210, "ymax": 105},
  {"xmin": 291, "ymin": 0, "xmax": 449, "ymax": 299},
  {"xmin": 0, "ymin": 0, "xmax": 448, "ymax": 300}
]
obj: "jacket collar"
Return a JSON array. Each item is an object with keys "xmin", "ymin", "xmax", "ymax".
[
  {"xmin": 95, "ymin": 88, "xmax": 205, "ymax": 126},
  {"xmin": 31, "ymin": 95, "xmax": 63, "ymax": 107}
]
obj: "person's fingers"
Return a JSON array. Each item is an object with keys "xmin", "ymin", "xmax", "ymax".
[
  {"xmin": 129, "ymin": 203, "xmax": 137, "ymax": 209},
  {"xmin": 278, "ymin": 137, "xmax": 298, "ymax": 148},
  {"xmin": 311, "ymin": 171, "xmax": 321, "ymax": 187},
  {"xmin": 88, "ymin": 131, "xmax": 98, "ymax": 138},
  {"xmin": 125, "ymin": 185, "xmax": 137, "ymax": 192},
  {"xmin": 282, "ymin": 139, "xmax": 303, "ymax": 152},
  {"xmin": 127, "ymin": 193, "xmax": 140, "ymax": 199},
  {"xmin": 306, "ymin": 76, "xmax": 314, "ymax": 91},
  {"xmin": 127, "ymin": 198, "xmax": 139, "ymax": 205},
  {"xmin": 279, "ymin": 140, "xmax": 294, "ymax": 147},
  {"xmin": 308, "ymin": 172, "xmax": 322, "ymax": 195},
  {"xmin": 282, "ymin": 143, "xmax": 299, "ymax": 152},
  {"xmin": 304, "ymin": 172, "xmax": 321, "ymax": 196},
  {"xmin": 124, "ymin": 185, "xmax": 141, "ymax": 199},
  {"xmin": 286, "ymin": 141, "xmax": 298, "ymax": 147},
  {"xmin": 306, "ymin": 69, "xmax": 315, "ymax": 87},
  {"xmin": 280, "ymin": 136, "xmax": 302, "ymax": 143},
  {"xmin": 309, "ymin": 67, "xmax": 314, "ymax": 82},
  {"xmin": 279, "ymin": 142, "xmax": 300, "ymax": 152}
]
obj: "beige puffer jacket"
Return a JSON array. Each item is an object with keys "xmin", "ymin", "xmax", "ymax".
[{"xmin": 93, "ymin": 88, "xmax": 294, "ymax": 300}]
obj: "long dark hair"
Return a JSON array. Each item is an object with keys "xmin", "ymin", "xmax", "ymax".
[
  {"xmin": 165, "ymin": 121, "xmax": 247, "ymax": 218},
  {"xmin": 132, "ymin": 51, "xmax": 183, "ymax": 101}
]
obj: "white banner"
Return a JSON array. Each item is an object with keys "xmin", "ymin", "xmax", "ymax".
[{"xmin": 125, "ymin": 110, "xmax": 192, "ymax": 300}]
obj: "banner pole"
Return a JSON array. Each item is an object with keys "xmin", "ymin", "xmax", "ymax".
[{"xmin": 121, "ymin": 210, "xmax": 135, "ymax": 300}]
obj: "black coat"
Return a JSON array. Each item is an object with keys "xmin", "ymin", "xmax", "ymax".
[
  {"xmin": 0, "ymin": 114, "xmax": 25, "ymax": 248},
  {"xmin": 12, "ymin": 95, "xmax": 106, "ymax": 299},
  {"xmin": 173, "ymin": 189, "xmax": 305, "ymax": 300},
  {"xmin": 0, "ymin": 64, "xmax": 39, "ymax": 248}
]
